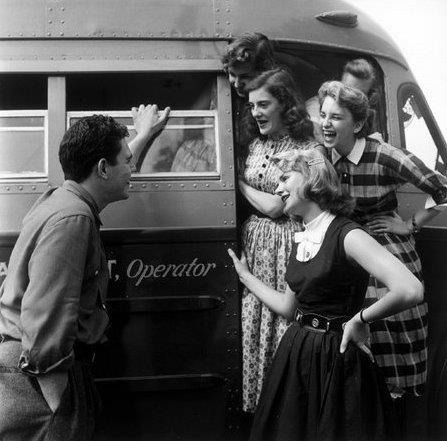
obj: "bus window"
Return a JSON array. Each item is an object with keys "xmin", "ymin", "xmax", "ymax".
[
  {"xmin": 0, "ymin": 75, "xmax": 48, "ymax": 180},
  {"xmin": 67, "ymin": 110, "xmax": 218, "ymax": 177},
  {"xmin": 398, "ymin": 84, "xmax": 445, "ymax": 171},
  {"xmin": 66, "ymin": 72, "xmax": 219, "ymax": 178},
  {"xmin": 0, "ymin": 112, "xmax": 48, "ymax": 179}
]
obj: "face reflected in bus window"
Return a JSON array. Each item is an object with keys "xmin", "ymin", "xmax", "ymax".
[
  {"xmin": 228, "ymin": 65, "xmax": 256, "ymax": 98},
  {"xmin": 248, "ymin": 86, "xmax": 285, "ymax": 137}
]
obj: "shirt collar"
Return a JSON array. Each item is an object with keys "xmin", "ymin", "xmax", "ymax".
[
  {"xmin": 63, "ymin": 180, "xmax": 102, "ymax": 227},
  {"xmin": 295, "ymin": 211, "xmax": 335, "ymax": 244},
  {"xmin": 331, "ymin": 137, "xmax": 366, "ymax": 165}
]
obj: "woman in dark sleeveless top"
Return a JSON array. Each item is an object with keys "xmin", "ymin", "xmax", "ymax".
[{"xmin": 228, "ymin": 148, "xmax": 424, "ymax": 441}]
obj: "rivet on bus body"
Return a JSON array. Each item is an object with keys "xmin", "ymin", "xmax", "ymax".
[
  {"xmin": 226, "ymin": 21, "xmax": 230, "ymax": 25},
  {"xmin": 226, "ymin": 110, "xmax": 230, "ymax": 114},
  {"xmin": 224, "ymin": 221, "xmax": 228, "ymax": 224},
  {"xmin": 113, "ymin": 33, "xmax": 117, "ymax": 37},
  {"xmin": 229, "ymin": 165, "xmax": 233, "ymax": 169},
  {"xmin": 155, "ymin": 184, "xmax": 159, "ymax": 188},
  {"xmin": 61, "ymin": 20, "xmax": 65, "ymax": 24},
  {"xmin": 49, "ymin": 7, "xmax": 53, "ymax": 11},
  {"xmin": 181, "ymin": 184, "xmax": 184, "ymax": 188},
  {"xmin": 215, "ymin": 8, "xmax": 220, "ymax": 12},
  {"xmin": 206, "ymin": 184, "xmax": 209, "ymax": 187},
  {"xmin": 60, "ymin": 33, "xmax": 64, "ymax": 36},
  {"xmin": 227, "ymin": 128, "xmax": 231, "ymax": 133},
  {"xmin": 6, "ymin": 187, "xmax": 10, "ymax": 191},
  {"xmin": 231, "ymin": 220, "xmax": 235, "ymax": 224},
  {"xmin": 226, "ymin": 92, "xmax": 230, "ymax": 96},
  {"xmin": 142, "ymin": 184, "xmax": 147, "ymax": 188},
  {"xmin": 223, "ymin": 202, "xmax": 227, "ymax": 206},
  {"xmin": 32, "ymin": 186, "xmax": 36, "ymax": 191},
  {"xmin": 226, "ymin": 8, "xmax": 230, "ymax": 12},
  {"xmin": 129, "ymin": 184, "xmax": 133, "ymax": 189},
  {"xmin": 47, "ymin": 33, "xmax": 51, "ymax": 37},
  {"xmin": 222, "ymin": 183, "xmax": 226, "ymax": 187},
  {"xmin": 168, "ymin": 184, "xmax": 172, "ymax": 188},
  {"xmin": 48, "ymin": 20, "xmax": 52, "ymax": 24},
  {"xmin": 215, "ymin": 33, "xmax": 220, "ymax": 37},
  {"xmin": 216, "ymin": 21, "xmax": 220, "ymax": 25},
  {"xmin": 193, "ymin": 183, "xmax": 197, "ymax": 188},
  {"xmin": 61, "ymin": 7, "xmax": 65, "ymax": 11},
  {"xmin": 18, "ymin": 186, "xmax": 23, "ymax": 191}
]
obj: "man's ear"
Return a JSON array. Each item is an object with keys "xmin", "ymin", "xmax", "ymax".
[{"xmin": 97, "ymin": 158, "xmax": 108, "ymax": 180}]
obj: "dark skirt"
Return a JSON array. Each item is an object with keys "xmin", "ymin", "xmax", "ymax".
[{"xmin": 249, "ymin": 322, "xmax": 398, "ymax": 441}]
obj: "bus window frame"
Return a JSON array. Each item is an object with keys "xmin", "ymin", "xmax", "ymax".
[
  {"xmin": 397, "ymin": 82, "xmax": 447, "ymax": 168},
  {"xmin": 0, "ymin": 109, "xmax": 48, "ymax": 181},
  {"xmin": 66, "ymin": 109, "xmax": 221, "ymax": 180}
]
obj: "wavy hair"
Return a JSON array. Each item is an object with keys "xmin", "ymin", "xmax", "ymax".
[
  {"xmin": 318, "ymin": 80, "xmax": 370, "ymax": 138},
  {"xmin": 221, "ymin": 32, "xmax": 276, "ymax": 73},
  {"xmin": 272, "ymin": 148, "xmax": 355, "ymax": 217},
  {"xmin": 241, "ymin": 68, "xmax": 314, "ymax": 146}
]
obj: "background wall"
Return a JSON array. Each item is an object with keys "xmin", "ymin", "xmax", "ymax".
[{"xmin": 349, "ymin": 0, "xmax": 447, "ymax": 140}]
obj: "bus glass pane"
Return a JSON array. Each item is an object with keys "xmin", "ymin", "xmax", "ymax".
[{"xmin": 0, "ymin": 130, "xmax": 45, "ymax": 176}]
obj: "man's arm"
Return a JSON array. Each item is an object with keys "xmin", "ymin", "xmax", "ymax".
[{"xmin": 19, "ymin": 214, "xmax": 93, "ymax": 374}]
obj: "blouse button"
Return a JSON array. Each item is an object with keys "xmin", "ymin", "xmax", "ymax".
[
  {"xmin": 262, "ymin": 163, "xmax": 266, "ymax": 168},
  {"xmin": 94, "ymin": 270, "xmax": 99, "ymax": 276},
  {"xmin": 265, "ymin": 155, "xmax": 270, "ymax": 159},
  {"xmin": 259, "ymin": 173, "xmax": 263, "ymax": 178},
  {"xmin": 305, "ymin": 252, "xmax": 310, "ymax": 258}
]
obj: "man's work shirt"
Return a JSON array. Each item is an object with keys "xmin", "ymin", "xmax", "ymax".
[{"xmin": 0, "ymin": 180, "xmax": 109, "ymax": 375}]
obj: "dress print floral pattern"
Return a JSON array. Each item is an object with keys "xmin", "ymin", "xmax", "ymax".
[{"xmin": 240, "ymin": 135, "xmax": 318, "ymax": 412}]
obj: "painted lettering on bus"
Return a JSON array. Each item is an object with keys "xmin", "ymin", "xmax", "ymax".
[{"xmin": 127, "ymin": 258, "xmax": 217, "ymax": 287}]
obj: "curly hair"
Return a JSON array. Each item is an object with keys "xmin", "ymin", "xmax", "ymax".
[
  {"xmin": 318, "ymin": 80, "xmax": 370, "ymax": 138},
  {"xmin": 221, "ymin": 32, "xmax": 276, "ymax": 73},
  {"xmin": 272, "ymin": 148, "xmax": 355, "ymax": 217},
  {"xmin": 240, "ymin": 68, "xmax": 314, "ymax": 146},
  {"xmin": 59, "ymin": 114, "xmax": 129, "ymax": 182}
]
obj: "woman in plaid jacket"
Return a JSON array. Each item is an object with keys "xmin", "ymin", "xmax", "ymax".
[{"xmin": 317, "ymin": 80, "xmax": 447, "ymax": 400}]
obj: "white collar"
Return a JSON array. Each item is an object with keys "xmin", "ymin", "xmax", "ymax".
[
  {"xmin": 295, "ymin": 211, "xmax": 335, "ymax": 245},
  {"xmin": 331, "ymin": 137, "xmax": 366, "ymax": 165}
]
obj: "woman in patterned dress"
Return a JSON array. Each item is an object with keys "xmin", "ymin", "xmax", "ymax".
[
  {"xmin": 237, "ymin": 68, "xmax": 318, "ymax": 412},
  {"xmin": 318, "ymin": 80, "xmax": 447, "ymax": 399},
  {"xmin": 227, "ymin": 148, "xmax": 423, "ymax": 441}
]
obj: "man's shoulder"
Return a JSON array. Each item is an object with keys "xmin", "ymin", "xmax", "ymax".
[{"xmin": 25, "ymin": 187, "xmax": 96, "ymax": 229}]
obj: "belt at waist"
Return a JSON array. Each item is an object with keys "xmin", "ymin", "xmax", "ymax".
[{"xmin": 294, "ymin": 309, "xmax": 348, "ymax": 332}]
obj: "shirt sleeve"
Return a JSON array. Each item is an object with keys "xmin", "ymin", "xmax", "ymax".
[
  {"xmin": 380, "ymin": 144, "xmax": 447, "ymax": 205},
  {"xmin": 19, "ymin": 214, "xmax": 93, "ymax": 375}
]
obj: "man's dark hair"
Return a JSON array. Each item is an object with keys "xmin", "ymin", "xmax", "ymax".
[{"xmin": 59, "ymin": 114, "xmax": 129, "ymax": 182}]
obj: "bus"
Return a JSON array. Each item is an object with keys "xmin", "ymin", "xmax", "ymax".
[{"xmin": 0, "ymin": 1, "xmax": 445, "ymax": 440}]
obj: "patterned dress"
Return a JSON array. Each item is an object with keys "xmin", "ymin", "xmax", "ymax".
[
  {"xmin": 240, "ymin": 135, "xmax": 318, "ymax": 412},
  {"xmin": 331, "ymin": 136, "xmax": 447, "ymax": 396}
]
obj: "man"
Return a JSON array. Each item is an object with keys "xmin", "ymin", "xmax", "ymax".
[{"xmin": 0, "ymin": 109, "xmax": 167, "ymax": 440}]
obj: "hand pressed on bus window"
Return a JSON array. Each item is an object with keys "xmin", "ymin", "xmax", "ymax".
[{"xmin": 131, "ymin": 104, "xmax": 170, "ymax": 140}]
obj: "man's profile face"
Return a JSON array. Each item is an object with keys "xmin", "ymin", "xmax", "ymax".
[
  {"xmin": 105, "ymin": 139, "xmax": 134, "ymax": 202},
  {"xmin": 342, "ymin": 72, "xmax": 374, "ymax": 97}
]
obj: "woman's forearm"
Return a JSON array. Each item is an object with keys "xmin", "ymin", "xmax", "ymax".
[{"xmin": 238, "ymin": 179, "xmax": 284, "ymax": 218}]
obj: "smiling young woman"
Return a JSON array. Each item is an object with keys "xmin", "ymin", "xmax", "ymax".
[
  {"xmin": 228, "ymin": 148, "xmax": 424, "ymax": 441},
  {"xmin": 318, "ymin": 80, "xmax": 447, "ymax": 400}
]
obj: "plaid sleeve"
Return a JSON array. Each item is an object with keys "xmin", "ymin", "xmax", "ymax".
[{"xmin": 377, "ymin": 143, "xmax": 447, "ymax": 205}]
